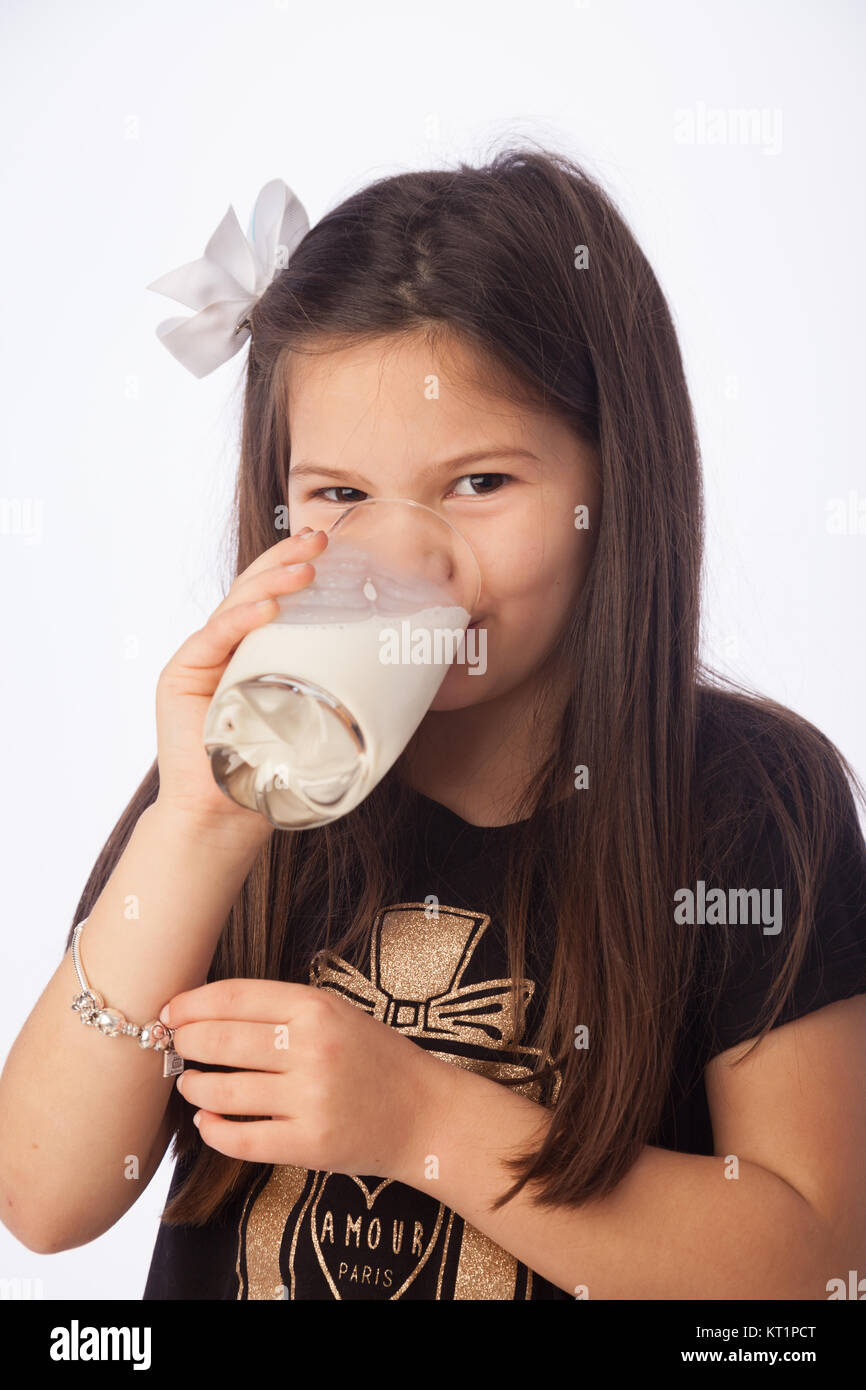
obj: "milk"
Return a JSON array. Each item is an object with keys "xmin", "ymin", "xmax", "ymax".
[{"xmin": 203, "ymin": 602, "xmax": 470, "ymax": 828}]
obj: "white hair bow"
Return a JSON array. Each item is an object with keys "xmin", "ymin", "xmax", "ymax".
[{"xmin": 146, "ymin": 179, "xmax": 310, "ymax": 378}]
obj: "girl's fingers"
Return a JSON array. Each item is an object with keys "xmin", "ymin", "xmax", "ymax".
[
  {"xmin": 232, "ymin": 528, "xmax": 328, "ymax": 587},
  {"xmin": 176, "ymin": 1068, "xmax": 285, "ymax": 1118},
  {"xmin": 188, "ymin": 1113, "xmax": 293, "ymax": 1162},
  {"xmin": 166, "ymin": 978, "xmax": 311, "ymax": 1026},
  {"xmin": 222, "ymin": 558, "xmax": 321, "ymax": 612},
  {"xmin": 169, "ymin": 570, "xmax": 313, "ymax": 675},
  {"xmin": 172, "ymin": 1019, "xmax": 291, "ymax": 1071}
]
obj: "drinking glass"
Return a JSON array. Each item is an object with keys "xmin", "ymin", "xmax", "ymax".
[{"xmin": 202, "ymin": 498, "xmax": 482, "ymax": 829}]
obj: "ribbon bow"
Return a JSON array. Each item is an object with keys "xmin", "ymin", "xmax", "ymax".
[{"xmin": 146, "ymin": 178, "xmax": 310, "ymax": 378}]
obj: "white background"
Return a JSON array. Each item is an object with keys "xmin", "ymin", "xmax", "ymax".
[{"xmin": 1, "ymin": 0, "xmax": 863, "ymax": 1300}]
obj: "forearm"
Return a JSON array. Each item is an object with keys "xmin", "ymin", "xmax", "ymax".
[
  {"xmin": 0, "ymin": 802, "xmax": 269, "ymax": 1252},
  {"xmin": 397, "ymin": 1057, "xmax": 837, "ymax": 1299}
]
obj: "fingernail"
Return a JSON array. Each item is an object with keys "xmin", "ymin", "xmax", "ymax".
[
  {"xmin": 192, "ymin": 1111, "xmax": 201, "ymax": 1128},
  {"xmin": 296, "ymin": 526, "xmax": 314, "ymax": 536},
  {"xmin": 159, "ymin": 1003, "xmax": 171, "ymax": 1024}
]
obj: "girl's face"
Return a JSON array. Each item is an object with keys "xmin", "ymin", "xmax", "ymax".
[{"xmin": 285, "ymin": 332, "xmax": 601, "ymax": 711}]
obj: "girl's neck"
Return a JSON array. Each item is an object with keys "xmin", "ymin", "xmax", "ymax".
[{"xmin": 397, "ymin": 661, "xmax": 571, "ymax": 828}]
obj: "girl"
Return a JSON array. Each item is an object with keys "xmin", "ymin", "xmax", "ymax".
[{"xmin": 2, "ymin": 147, "xmax": 865, "ymax": 1300}]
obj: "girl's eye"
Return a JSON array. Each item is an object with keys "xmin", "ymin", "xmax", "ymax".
[
  {"xmin": 308, "ymin": 473, "xmax": 511, "ymax": 504},
  {"xmin": 450, "ymin": 473, "xmax": 511, "ymax": 497},
  {"xmin": 310, "ymin": 487, "xmax": 367, "ymax": 504}
]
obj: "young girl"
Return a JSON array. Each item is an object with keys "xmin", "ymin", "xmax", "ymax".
[{"xmin": 3, "ymin": 147, "xmax": 865, "ymax": 1300}]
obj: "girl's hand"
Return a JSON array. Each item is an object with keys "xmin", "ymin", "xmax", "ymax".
[
  {"xmin": 153, "ymin": 528, "xmax": 329, "ymax": 846},
  {"xmin": 163, "ymin": 978, "xmax": 438, "ymax": 1180}
]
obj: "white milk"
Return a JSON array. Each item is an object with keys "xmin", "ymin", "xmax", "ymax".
[{"xmin": 203, "ymin": 602, "xmax": 470, "ymax": 826}]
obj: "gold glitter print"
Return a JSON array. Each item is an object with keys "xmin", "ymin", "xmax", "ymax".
[{"xmin": 235, "ymin": 902, "xmax": 561, "ymax": 1299}]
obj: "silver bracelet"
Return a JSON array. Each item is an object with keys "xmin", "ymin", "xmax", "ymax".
[{"xmin": 70, "ymin": 918, "xmax": 184, "ymax": 1078}]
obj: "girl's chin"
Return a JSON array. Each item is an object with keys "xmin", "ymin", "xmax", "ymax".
[{"xmin": 428, "ymin": 665, "xmax": 491, "ymax": 712}]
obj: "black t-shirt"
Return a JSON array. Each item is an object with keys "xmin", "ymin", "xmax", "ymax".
[{"xmin": 143, "ymin": 770, "xmax": 866, "ymax": 1300}]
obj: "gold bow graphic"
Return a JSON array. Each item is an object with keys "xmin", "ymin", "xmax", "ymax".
[
  {"xmin": 311, "ymin": 946, "xmax": 532, "ymax": 1047},
  {"xmin": 306, "ymin": 903, "xmax": 561, "ymax": 1110}
]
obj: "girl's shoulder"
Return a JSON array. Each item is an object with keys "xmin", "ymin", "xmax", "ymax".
[
  {"xmin": 690, "ymin": 684, "xmax": 866, "ymax": 1060},
  {"xmin": 694, "ymin": 683, "xmax": 863, "ymax": 862}
]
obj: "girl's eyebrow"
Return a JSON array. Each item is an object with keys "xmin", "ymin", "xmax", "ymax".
[{"xmin": 289, "ymin": 447, "xmax": 541, "ymax": 488}]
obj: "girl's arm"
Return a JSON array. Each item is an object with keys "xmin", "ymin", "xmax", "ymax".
[
  {"xmin": 395, "ymin": 993, "xmax": 866, "ymax": 1298},
  {"xmin": 0, "ymin": 801, "xmax": 271, "ymax": 1254}
]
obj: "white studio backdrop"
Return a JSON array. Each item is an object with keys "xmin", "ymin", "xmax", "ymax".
[{"xmin": 1, "ymin": 0, "xmax": 863, "ymax": 1299}]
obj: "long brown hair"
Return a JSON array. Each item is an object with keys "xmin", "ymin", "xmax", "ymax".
[{"xmin": 67, "ymin": 142, "xmax": 864, "ymax": 1223}]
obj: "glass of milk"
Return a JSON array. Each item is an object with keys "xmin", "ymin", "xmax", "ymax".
[{"xmin": 202, "ymin": 498, "xmax": 482, "ymax": 830}]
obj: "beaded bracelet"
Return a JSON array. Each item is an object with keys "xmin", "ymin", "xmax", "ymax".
[{"xmin": 70, "ymin": 918, "xmax": 184, "ymax": 1077}]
